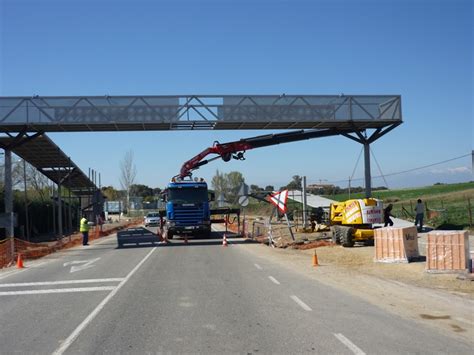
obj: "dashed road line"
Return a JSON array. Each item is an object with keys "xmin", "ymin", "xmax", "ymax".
[
  {"xmin": 0, "ymin": 278, "xmax": 124, "ymax": 288},
  {"xmin": 290, "ymin": 295, "xmax": 312, "ymax": 311},
  {"xmin": 268, "ymin": 276, "xmax": 280, "ymax": 285},
  {"xmin": 53, "ymin": 247, "xmax": 157, "ymax": 355},
  {"xmin": 334, "ymin": 333, "xmax": 366, "ymax": 355},
  {"xmin": 0, "ymin": 286, "xmax": 116, "ymax": 296},
  {"xmin": 254, "ymin": 263, "xmax": 263, "ymax": 270}
]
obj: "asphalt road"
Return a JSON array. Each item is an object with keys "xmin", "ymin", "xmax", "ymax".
[{"xmin": 0, "ymin": 227, "xmax": 472, "ymax": 354}]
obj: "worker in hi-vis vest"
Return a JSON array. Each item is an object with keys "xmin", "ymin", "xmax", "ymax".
[{"xmin": 80, "ymin": 215, "xmax": 90, "ymax": 246}]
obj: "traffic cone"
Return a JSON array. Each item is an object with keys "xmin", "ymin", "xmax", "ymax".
[
  {"xmin": 16, "ymin": 253, "xmax": 24, "ymax": 269},
  {"xmin": 222, "ymin": 234, "xmax": 228, "ymax": 247},
  {"xmin": 312, "ymin": 249, "xmax": 319, "ymax": 267}
]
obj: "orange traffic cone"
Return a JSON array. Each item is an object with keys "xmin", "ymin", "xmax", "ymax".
[
  {"xmin": 222, "ymin": 234, "xmax": 228, "ymax": 247},
  {"xmin": 312, "ymin": 249, "xmax": 319, "ymax": 267},
  {"xmin": 16, "ymin": 253, "xmax": 24, "ymax": 269}
]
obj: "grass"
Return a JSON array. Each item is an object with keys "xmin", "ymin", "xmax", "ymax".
[
  {"xmin": 327, "ymin": 182, "xmax": 474, "ymax": 202},
  {"xmin": 326, "ymin": 182, "xmax": 474, "ymax": 231}
]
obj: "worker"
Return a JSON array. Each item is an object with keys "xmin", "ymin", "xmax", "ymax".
[
  {"xmin": 80, "ymin": 214, "xmax": 90, "ymax": 246},
  {"xmin": 384, "ymin": 204, "xmax": 394, "ymax": 227},
  {"xmin": 414, "ymin": 199, "xmax": 425, "ymax": 232}
]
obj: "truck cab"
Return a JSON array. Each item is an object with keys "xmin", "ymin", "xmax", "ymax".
[{"xmin": 163, "ymin": 178, "xmax": 213, "ymax": 238}]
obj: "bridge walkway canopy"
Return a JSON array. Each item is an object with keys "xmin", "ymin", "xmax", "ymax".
[
  {"xmin": 0, "ymin": 133, "xmax": 97, "ymax": 195},
  {"xmin": 0, "ymin": 95, "xmax": 402, "ymax": 132}
]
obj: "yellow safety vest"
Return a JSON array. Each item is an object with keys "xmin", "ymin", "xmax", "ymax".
[{"xmin": 80, "ymin": 218, "xmax": 89, "ymax": 232}]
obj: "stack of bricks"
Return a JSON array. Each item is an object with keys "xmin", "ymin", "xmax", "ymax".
[
  {"xmin": 374, "ymin": 226, "xmax": 419, "ymax": 263},
  {"xmin": 426, "ymin": 230, "xmax": 470, "ymax": 273}
]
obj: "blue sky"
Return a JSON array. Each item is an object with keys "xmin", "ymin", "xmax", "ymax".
[{"xmin": 1, "ymin": 0, "xmax": 472, "ymax": 190}]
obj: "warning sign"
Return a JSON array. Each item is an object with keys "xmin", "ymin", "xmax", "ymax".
[{"xmin": 267, "ymin": 190, "xmax": 289, "ymax": 214}]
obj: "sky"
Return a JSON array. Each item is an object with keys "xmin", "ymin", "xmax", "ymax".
[{"xmin": 0, "ymin": 0, "xmax": 472, "ymax": 191}]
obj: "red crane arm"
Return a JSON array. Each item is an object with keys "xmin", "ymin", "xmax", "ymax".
[
  {"xmin": 178, "ymin": 128, "xmax": 353, "ymax": 178},
  {"xmin": 179, "ymin": 141, "xmax": 253, "ymax": 178}
]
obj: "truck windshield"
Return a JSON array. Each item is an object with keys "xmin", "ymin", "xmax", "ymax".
[{"xmin": 168, "ymin": 187, "xmax": 208, "ymax": 203}]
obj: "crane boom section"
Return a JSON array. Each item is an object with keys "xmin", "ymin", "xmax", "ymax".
[{"xmin": 179, "ymin": 128, "xmax": 354, "ymax": 178}]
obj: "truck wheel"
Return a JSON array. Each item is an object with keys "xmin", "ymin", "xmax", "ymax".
[
  {"xmin": 341, "ymin": 227, "xmax": 354, "ymax": 247},
  {"xmin": 331, "ymin": 226, "xmax": 341, "ymax": 244},
  {"xmin": 167, "ymin": 232, "xmax": 174, "ymax": 240}
]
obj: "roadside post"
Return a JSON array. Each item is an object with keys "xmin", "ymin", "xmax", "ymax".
[
  {"xmin": 238, "ymin": 195, "xmax": 249, "ymax": 237},
  {"xmin": 267, "ymin": 190, "xmax": 294, "ymax": 241}
]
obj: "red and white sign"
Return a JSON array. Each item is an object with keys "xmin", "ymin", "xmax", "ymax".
[{"xmin": 267, "ymin": 190, "xmax": 289, "ymax": 214}]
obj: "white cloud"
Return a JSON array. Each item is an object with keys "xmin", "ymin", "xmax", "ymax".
[{"xmin": 429, "ymin": 166, "xmax": 471, "ymax": 174}]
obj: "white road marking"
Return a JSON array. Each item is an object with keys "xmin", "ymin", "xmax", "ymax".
[
  {"xmin": 0, "ymin": 278, "xmax": 124, "ymax": 288},
  {"xmin": 64, "ymin": 257, "xmax": 101, "ymax": 273},
  {"xmin": 53, "ymin": 247, "xmax": 157, "ymax": 355},
  {"xmin": 254, "ymin": 263, "xmax": 263, "ymax": 270},
  {"xmin": 268, "ymin": 276, "xmax": 280, "ymax": 285},
  {"xmin": 290, "ymin": 295, "xmax": 312, "ymax": 311},
  {"xmin": 0, "ymin": 286, "xmax": 115, "ymax": 296},
  {"xmin": 334, "ymin": 333, "xmax": 366, "ymax": 355}
]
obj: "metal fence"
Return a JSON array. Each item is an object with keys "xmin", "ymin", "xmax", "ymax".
[{"xmin": 396, "ymin": 197, "xmax": 473, "ymax": 230}]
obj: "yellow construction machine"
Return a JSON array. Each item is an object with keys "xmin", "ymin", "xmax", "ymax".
[{"xmin": 329, "ymin": 198, "xmax": 383, "ymax": 247}]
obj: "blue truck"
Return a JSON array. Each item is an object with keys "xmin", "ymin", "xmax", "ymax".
[{"xmin": 163, "ymin": 179, "xmax": 214, "ymax": 239}]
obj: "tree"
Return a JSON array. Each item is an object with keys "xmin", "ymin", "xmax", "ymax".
[
  {"xmin": 102, "ymin": 186, "xmax": 120, "ymax": 201},
  {"xmin": 211, "ymin": 170, "xmax": 245, "ymax": 205},
  {"xmin": 26, "ymin": 164, "xmax": 50, "ymax": 201},
  {"xmin": 130, "ymin": 184, "xmax": 153, "ymax": 198},
  {"xmin": 211, "ymin": 170, "xmax": 226, "ymax": 203},
  {"xmin": 264, "ymin": 185, "xmax": 275, "ymax": 191},
  {"xmin": 283, "ymin": 175, "xmax": 302, "ymax": 190},
  {"xmin": 119, "ymin": 150, "xmax": 137, "ymax": 210},
  {"xmin": 250, "ymin": 184, "xmax": 262, "ymax": 193}
]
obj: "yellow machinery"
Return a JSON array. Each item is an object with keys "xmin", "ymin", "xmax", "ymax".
[{"xmin": 329, "ymin": 198, "xmax": 383, "ymax": 247}]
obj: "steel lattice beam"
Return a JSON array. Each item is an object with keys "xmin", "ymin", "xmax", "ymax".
[{"xmin": 0, "ymin": 95, "xmax": 402, "ymax": 132}]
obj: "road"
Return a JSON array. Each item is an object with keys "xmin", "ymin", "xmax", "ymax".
[{"xmin": 0, "ymin": 227, "xmax": 472, "ymax": 354}]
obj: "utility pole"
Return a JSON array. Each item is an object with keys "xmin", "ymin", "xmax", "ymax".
[
  {"xmin": 302, "ymin": 176, "xmax": 308, "ymax": 230},
  {"xmin": 348, "ymin": 176, "xmax": 351, "ymax": 199},
  {"xmin": 23, "ymin": 159, "xmax": 30, "ymax": 242}
]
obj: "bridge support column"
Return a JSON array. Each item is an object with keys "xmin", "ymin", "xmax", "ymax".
[
  {"xmin": 364, "ymin": 142, "xmax": 372, "ymax": 198},
  {"xmin": 4, "ymin": 149, "xmax": 13, "ymax": 238},
  {"xmin": 58, "ymin": 184, "xmax": 63, "ymax": 241}
]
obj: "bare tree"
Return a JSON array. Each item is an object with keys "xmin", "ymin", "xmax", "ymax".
[
  {"xmin": 26, "ymin": 164, "xmax": 50, "ymax": 201},
  {"xmin": 0, "ymin": 154, "xmax": 24, "ymax": 189},
  {"xmin": 120, "ymin": 150, "xmax": 137, "ymax": 210}
]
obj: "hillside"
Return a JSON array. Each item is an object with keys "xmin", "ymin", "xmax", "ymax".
[{"xmin": 327, "ymin": 182, "xmax": 474, "ymax": 231}]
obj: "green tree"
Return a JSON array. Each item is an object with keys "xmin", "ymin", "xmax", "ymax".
[
  {"xmin": 130, "ymin": 184, "xmax": 153, "ymax": 198},
  {"xmin": 282, "ymin": 175, "xmax": 302, "ymax": 190},
  {"xmin": 250, "ymin": 184, "xmax": 262, "ymax": 193},
  {"xmin": 102, "ymin": 186, "xmax": 120, "ymax": 201},
  {"xmin": 211, "ymin": 170, "xmax": 245, "ymax": 205}
]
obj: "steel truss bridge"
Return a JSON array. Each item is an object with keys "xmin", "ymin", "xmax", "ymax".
[{"xmin": 0, "ymin": 94, "xmax": 402, "ymax": 238}]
